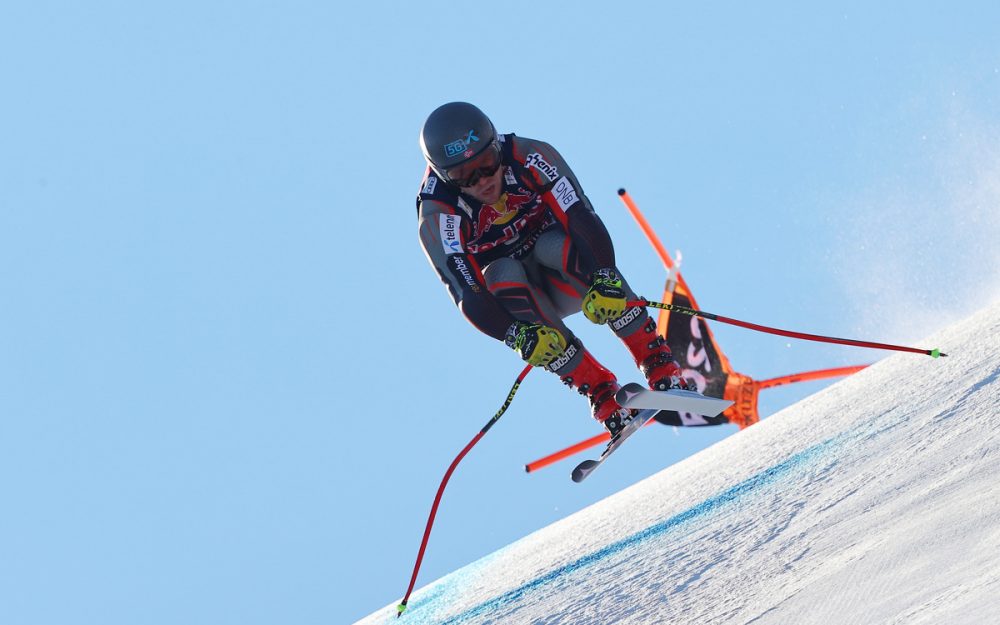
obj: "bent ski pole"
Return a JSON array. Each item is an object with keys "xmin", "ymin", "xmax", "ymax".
[
  {"xmin": 397, "ymin": 364, "xmax": 533, "ymax": 618},
  {"xmin": 630, "ymin": 300, "xmax": 947, "ymax": 358}
]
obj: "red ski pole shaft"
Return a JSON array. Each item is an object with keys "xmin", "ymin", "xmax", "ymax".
[
  {"xmin": 396, "ymin": 364, "xmax": 532, "ymax": 618},
  {"xmin": 630, "ymin": 300, "xmax": 947, "ymax": 358}
]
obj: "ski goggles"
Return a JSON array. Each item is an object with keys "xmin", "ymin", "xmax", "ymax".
[{"xmin": 443, "ymin": 141, "xmax": 502, "ymax": 188}]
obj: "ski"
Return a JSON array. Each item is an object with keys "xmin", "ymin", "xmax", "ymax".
[
  {"xmin": 571, "ymin": 384, "xmax": 734, "ymax": 483},
  {"xmin": 571, "ymin": 408, "xmax": 658, "ymax": 482},
  {"xmin": 615, "ymin": 382, "xmax": 734, "ymax": 415}
]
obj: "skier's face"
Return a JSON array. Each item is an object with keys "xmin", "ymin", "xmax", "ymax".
[
  {"xmin": 448, "ymin": 143, "xmax": 504, "ymax": 204},
  {"xmin": 460, "ymin": 162, "xmax": 504, "ymax": 205}
]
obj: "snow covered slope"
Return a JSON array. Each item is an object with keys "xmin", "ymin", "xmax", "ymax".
[{"xmin": 360, "ymin": 303, "xmax": 1000, "ymax": 625}]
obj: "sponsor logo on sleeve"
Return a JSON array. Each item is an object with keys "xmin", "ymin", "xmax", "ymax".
[
  {"xmin": 439, "ymin": 213, "xmax": 463, "ymax": 255},
  {"xmin": 524, "ymin": 152, "xmax": 559, "ymax": 181},
  {"xmin": 552, "ymin": 176, "xmax": 579, "ymax": 210},
  {"xmin": 447, "ymin": 254, "xmax": 481, "ymax": 292},
  {"xmin": 422, "ymin": 176, "xmax": 438, "ymax": 195},
  {"xmin": 504, "ymin": 166, "xmax": 517, "ymax": 186}
]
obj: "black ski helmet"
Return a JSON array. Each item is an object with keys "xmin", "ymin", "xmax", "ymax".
[{"xmin": 420, "ymin": 102, "xmax": 497, "ymax": 182}]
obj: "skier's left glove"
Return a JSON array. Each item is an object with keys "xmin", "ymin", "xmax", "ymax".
[
  {"xmin": 505, "ymin": 321, "xmax": 568, "ymax": 367},
  {"xmin": 582, "ymin": 268, "xmax": 627, "ymax": 324}
]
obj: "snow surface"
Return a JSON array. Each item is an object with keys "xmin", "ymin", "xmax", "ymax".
[{"xmin": 360, "ymin": 303, "xmax": 1000, "ymax": 625}]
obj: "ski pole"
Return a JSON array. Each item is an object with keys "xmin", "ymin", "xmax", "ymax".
[
  {"xmin": 396, "ymin": 364, "xmax": 533, "ymax": 618},
  {"xmin": 630, "ymin": 300, "xmax": 947, "ymax": 358}
]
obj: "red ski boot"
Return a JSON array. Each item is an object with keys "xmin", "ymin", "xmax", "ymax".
[
  {"xmin": 558, "ymin": 348, "xmax": 633, "ymax": 437},
  {"xmin": 620, "ymin": 317, "xmax": 694, "ymax": 392}
]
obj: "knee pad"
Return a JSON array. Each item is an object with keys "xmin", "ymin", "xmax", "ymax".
[{"xmin": 483, "ymin": 257, "xmax": 529, "ymax": 291}]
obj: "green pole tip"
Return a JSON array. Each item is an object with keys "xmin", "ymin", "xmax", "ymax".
[
  {"xmin": 397, "ymin": 603, "xmax": 407, "ymax": 616},
  {"xmin": 930, "ymin": 348, "xmax": 941, "ymax": 359}
]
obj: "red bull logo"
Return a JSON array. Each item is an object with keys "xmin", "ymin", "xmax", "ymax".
[{"xmin": 472, "ymin": 190, "xmax": 536, "ymax": 239}]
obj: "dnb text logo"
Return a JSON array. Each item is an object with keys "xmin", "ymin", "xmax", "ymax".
[{"xmin": 444, "ymin": 130, "xmax": 480, "ymax": 158}]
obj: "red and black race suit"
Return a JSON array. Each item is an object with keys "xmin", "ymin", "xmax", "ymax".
[{"xmin": 416, "ymin": 133, "xmax": 615, "ymax": 341}]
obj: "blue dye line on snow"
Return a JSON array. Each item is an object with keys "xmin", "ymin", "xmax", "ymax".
[{"xmin": 402, "ymin": 431, "xmax": 851, "ymax": 625}]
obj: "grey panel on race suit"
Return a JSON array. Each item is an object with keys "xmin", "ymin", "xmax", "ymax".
[
  {"xmin": 531, "ymin": 228, "xmax": 647, "ymax": 338},
  {"xmin": 483, "ymin": 228, "xmax": 648, "ymax": 339}
]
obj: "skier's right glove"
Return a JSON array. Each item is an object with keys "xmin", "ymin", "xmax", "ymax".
[{"xmin": 505, "ymin": 321, "xmax": 568, "ymax": 367}]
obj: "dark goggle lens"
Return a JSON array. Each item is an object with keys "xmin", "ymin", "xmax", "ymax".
[{"xmin": 446, "ymin": 144, "xmax": 502, "ymax": 187}]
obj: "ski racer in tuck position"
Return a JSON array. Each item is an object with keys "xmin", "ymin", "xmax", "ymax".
[{"xmin": 417, "ymin": 102, "xmax": 694, "ymax": 437}]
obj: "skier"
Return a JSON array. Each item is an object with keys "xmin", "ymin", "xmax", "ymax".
[{"xmin": 417, "ymin": 102, "xmax": 693, "ymax": 437}]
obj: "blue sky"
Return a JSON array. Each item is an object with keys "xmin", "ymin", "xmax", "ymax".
[{"xmin": 2, "ymin": 3, "xmax": 998, "ymax": 624}]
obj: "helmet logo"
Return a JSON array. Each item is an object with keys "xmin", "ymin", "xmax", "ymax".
[{"xmin": 444, "ymin": 129, "xmax": 480, "ymax": 158}]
